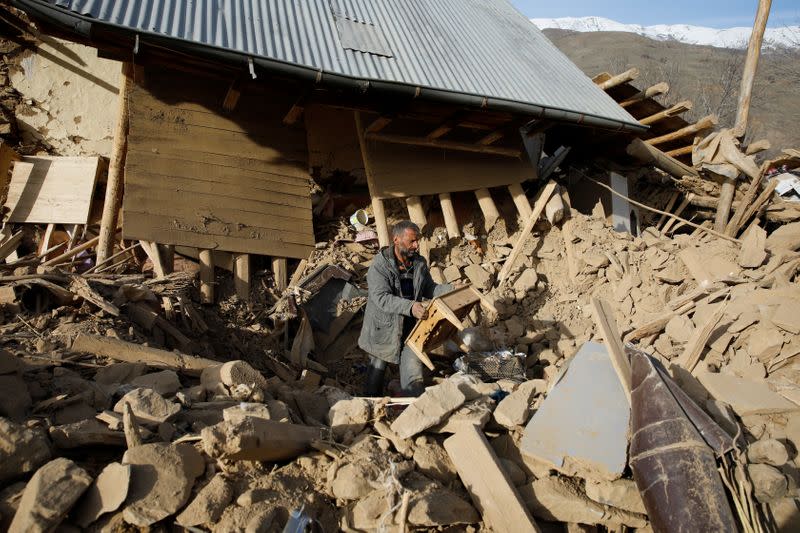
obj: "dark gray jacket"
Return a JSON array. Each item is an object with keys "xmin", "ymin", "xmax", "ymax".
[{"xmin": 358, "ymin": 247, "xmax": 451, "ymax": 364}]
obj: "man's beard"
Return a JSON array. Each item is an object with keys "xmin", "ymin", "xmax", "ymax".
[{"xmin": 398, "ymin": 246, "xmax": 417, "ymax": 260}]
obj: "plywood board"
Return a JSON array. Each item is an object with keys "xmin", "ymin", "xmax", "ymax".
[
  {"xmin": 123, "ymin": 67, "xmax": 314, "ymax": 259},
  {"xmin": 4, "ymin": 156, "xmax": 101, "ymax": 224}
]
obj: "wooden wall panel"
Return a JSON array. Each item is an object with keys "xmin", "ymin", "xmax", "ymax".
[{"xmin": 123, "ymin": 68, "xmax": 314, "ymax": 259}]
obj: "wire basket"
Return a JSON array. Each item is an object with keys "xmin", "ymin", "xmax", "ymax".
[{"xmin": 454, "ymin": 351, "xmax": 526, "ymax": 382}]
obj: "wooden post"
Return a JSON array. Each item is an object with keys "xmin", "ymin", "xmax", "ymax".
[
  {"xmin": 734, "ymin": 0, "xmax": 772, "ymax": 139},
  {"xmin": 718, "ymin": 0, "xmax": 771, "ymax": 232},
  {"xmin": 438, "ymin": 193, "xmax": 460, "ymax": 239},
  {"xmin": 272, "ymin": 257, "xmax": 288, "ymax": 292},
  {"xmin": 158, "ymin": 244, "xmax": 174, "ymax": 274},
  {"xmin": 405, "ymin": 196, "xmax": 430, "ymax": 261},
  {"xmin": 474, "ymin": 188, "xmax": 500, "ymax": 231},
  {"xmin": 507, "ymin": 183, "xmax": 533, "ymax": 220},
  {"xmin": 199, "ymin": 249, "xmax": 214, "ymax": 304},
  {"xmin": 234, "ymin": 254, "xmax": 251, "ymax": 300},
  {"xmin": 97, "ymin": 62, "xmax": 133, "ymax": 264},
  {"xmin": 354, "ymin": 111, "xmax": 390, "ymax": 247}
]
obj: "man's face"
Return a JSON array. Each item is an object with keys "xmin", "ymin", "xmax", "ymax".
[{"xmin": 394, "ymin": 228, "xmax": 420, "ymax": 260}]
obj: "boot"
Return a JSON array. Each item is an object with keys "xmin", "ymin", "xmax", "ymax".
[{"xmin": 363, "ymin": 359, "xmax": 387, "ymax": 397}]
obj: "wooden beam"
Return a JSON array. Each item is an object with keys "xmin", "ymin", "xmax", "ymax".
[
  {"xmin": 199, "ymin": 249, "xmax": 214, "ymax": 304},
  {"xmin": 439, "ymin": 193, "xmax": 460, "ymax": 239},
  {"xmin": 507, "ymin": 183, "xmax": 533, "ymax": 220},
  {"xmin": 222, "ymin": 79, "xmax": 241, "ymax": 112},
  {"xmin": 72, "ymin": 333, "xmax": 217, "ymax": 376},
  {"xmin": 444, "ymin": 426, "xmax": 539, "ymax": 533},
  {"xmin": 366, "ymin": 116, "xmax": 393, "ymax": 134},
  {"xmin": 282, "ymin": 101, "xmax": 305, "ymax": 125},
  {"xmin": 42, "ymin": 235, "xmax": 101, "ymax": 267},
  {"xmin": 715, "ymin": 178, "xmax": 738, "ymax": 233},
  {"xmin": 272, "ymin": 257, "xmax": 287, "ymax": 292},
  {"xmin": 96, "ymin": 62, "xmax": 132, "ymax": 264},
  {"xmin": 590, "ymin": 298, "xmax": 631, "ymax": 404},
  {"xmin": 355, "ymin": 112, "xmax": 391, "ymax": 247},
  {"xmin": 475, "ymin": 188, "xmax": 500, "ymax": 231},
  {"xmin": 0, "ymin": 231, "xmax": 23, "ymax": 262},
  {"xmin": 426, "ymin": 111, "xmax": 468, "ymax": 140},
  {"xmin": 664, "ymin": 145, "xmax": 694, "ymax": 158},
  {"xmin": 638, "ymin": 100, "xmax": 693, "ymax": 126},
  {"xmin": 405, "ymin": 196, "xmax": 430, "ymax": 261},
  {"xmin": 497, "ymin": 181, "xmax": 558, "ymax": 283},
  {"xmin": 596, "ymin": 68, "xmax": 639, "ymax": 90},
  {"xmin": 733, "ymin": 0, "xmax": 772, "ymax": 138},
  {"xmin": 477, "ymin": 129, "xmax": 506, "ymax": 146},
  {"xmin": 727, "ymin": 179, "xmax": 778, "ymax": 237},
  {"xmin": 367, "ymin": 133, "xmax": 521, "ymax": 158},
  {"xmin": 618, "ymin": 82, "xmax": 669, "ymax": 108},
  {"xmin": 234, "ymin": 254, "xmax": 250, "ymax": 300},
  {"xmin": 645, "ymin": 115, "xmax": 718, "ymax": 146},
  {"xmin": 627, "ymin": 138, "xmax": 699, "ymax": 178}
]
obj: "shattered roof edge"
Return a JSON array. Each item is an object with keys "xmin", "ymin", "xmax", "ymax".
[{"xmin": 13, "ymin": 0, "xmax": 648, "ymax": 134}]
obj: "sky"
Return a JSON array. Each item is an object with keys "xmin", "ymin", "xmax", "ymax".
[{"xmin": 510, "ymin": 0, "xmax": 800, "ymax": 28}]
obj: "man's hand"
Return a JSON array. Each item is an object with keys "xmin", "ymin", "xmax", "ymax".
[
  {"xmin": 450, "ymin": 280, "xmax": 468, "ymax": 289},
  {"xmin": 411, "ymin": 302, "xmax": 427, "ymax": 319}
]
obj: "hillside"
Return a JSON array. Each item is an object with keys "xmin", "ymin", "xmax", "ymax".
[{"xmin": 542, "ymin": 28, "xmax": 800, "ymax": 151}]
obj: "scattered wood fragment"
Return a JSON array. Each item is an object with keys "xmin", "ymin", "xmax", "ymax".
[
  {"xmin": 590, "ymin": 297, "xmax": 632, "ymax": 403},
  {"xmin": 677, "ymin": 300, "xmax": 729, "ymax": 372},
  {"xmin": 122, "ymin": 401, "xmax": 143, "ymax": 448}
]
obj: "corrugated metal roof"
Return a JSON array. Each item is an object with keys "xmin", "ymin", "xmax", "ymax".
[{"xmin": 28, "ymin": 0, "xmax": 641, "ymax": 129}]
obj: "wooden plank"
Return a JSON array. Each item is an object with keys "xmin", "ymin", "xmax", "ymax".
[
  {"xmin": 439, "ymin": 193, "xmax": 460, "ymax": 239},
  {"xmin": 590, "ymin": 298, "xmax": 632, "ymax": 404},
  {"xmin": 366, "ymin": 116, "xmax": 392, "ymax": 133},
  {"xmin": 0, "ymin": 231, "xmax": 23, "ymax": 262},
  {"xmin": 444, "ymin": 426, "xmax": 540, "ymax": 533},
  {"xmin": 5, "ymin": 157, "xmax": 101, "ymax": 224},
  {"xmin": 368, "ymin": 132, "xmax": 521, "ymax": 158},
  {"xmin": 199, "ymin": 249, "xmax": 214, "ymax": 304},
  {"xmin": 234, "ymin": 254, "xmax": 250, "ymax": 300},
  {"xmin": 497, "ymin": 181, "xmax": 558, "ymax": 283},
  {"xmin": 123, "ymin": 217, "xmax": 313, "ymax": 259},
  {"xmin": 678, "ymin": 302, "xmax": 729, "ymax": 373},
  {"xmin": 42, "ymin": 235, "xmax": 102, "ymax": 267},
  {"xmin": 367, "ymin": 140, "xmax": 529, "ymax": 199},
  {"xmin": 475, "ymin": 188, "xmax": 500, "ymax": 230}
]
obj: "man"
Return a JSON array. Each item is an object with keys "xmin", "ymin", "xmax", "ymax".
[{"xmin": 359, "ymin": 220, "xmax": 451, "ymax": 397}]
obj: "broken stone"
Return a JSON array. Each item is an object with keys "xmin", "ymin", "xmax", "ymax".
[
  {"xmin": 331, "ymin": 463, "xmax": 376, "ymax": 500},
  {"xmin": 130, "ymin": 370, "xmax": 181, "ymax": 396},
  {"xmin": 738, "ymin": 225, "xmax": 767, "ymax": 268},
  {"xmin": 431, "ymin": 397, "xmax": 495, "ymax": 434},
  {"xmin": 293, "ymin": 389, "xmax": 329, "ymax": 425},
  {"xmin": 520, "ymin": 476, "xmax": 647, "ymax": 528},
  {"xmin": 786, "ymin": 414, "xmax": 800, "ymax": 450},
  {"xmin": 0, "ymin": 349, "xmax": 21, "ymax": 375},
  {"xmin": 766, "ymin": 497, "xmax": 800, "ymax": 532},
  {"xmin": 584, "ymin": 253, "xmax": 610, "ymax": 269},
  {"xmin": 73, "ymin": 462, "xmax": 131, "ymax": 528},
  {"xmin": 463, "ymin": 264, "xmax": 493, "ymax": 291},
  {"xmin": 765, "ymin": 221, "xmax": 800, "ymax": 252},
  {"xmin": 327, "ymin": 398, "xmax": 371, "ymax": 442},
  {"xmin": 201, "ymin": 418, "xmax": 322, "ymax": 462},
  {"xmin": 513, "ymin": 269, "xmax": 539, "ymax": 294},
  {"xmin": 0, "ymin": 418, "xmax": 52, "ymax": 484},
  {"xmin": 413, "ymin": 440, "xmax": 458, "ymax": 483},
  {"xmin": 494, "ymin": 379, "xmax": 543, "ymax": 429},
  {"xmin": 200, "ymin": 360, "xmax": 268, "ymax": 396},
  {"xmin": 9, "ymin": 458, "xmax": 92, "ymax": 533},
  {"xmin": 505, "ymin": 316, "xmax": 526, "ymax": 340},
  {"xmin": 93, "ymin": 362, "xmax": 147, "ymax": 386},
  {"xmin": 0, "ymin": 375, "xmax": 31, "ymax": 420},
  {"xmin": 122, "ymin": 443, "xmax": 205, "ymax": 526},
  {"xmin": 704, "ymin": 400, "xmax": 740, "ymax": 437},
  {"xmin": 772, "ymin": 301, "xmax": 800, "ymax": 335},
  {"xmin": 407, "ymin": 486, "xmax": 480, "ymax": 527},
  {"xmin": 443, "ymin": 265, "xmax": 462, "ymax": 283},
  {"xmin": 113, "ymin": 387, "xmax": 181, "ymax": 425},
  {"xmin": 0, "ymin": 482, "xmax": 26, "ymax": 532},
  {"xmin": 747, "ymin": 439, "xmax": 789, "ymax": 467},
  {"xmin": 373, "ymin": 419, "xmax": 414, "ymax": 458},
  {"xmin": 176, "ymin": 474, "xmax": 234, "ymax": 527},
  {"xmin": 747, "ymin": 327, "xmax": 785, "ymax": 362},
  {"xmin": 222, "ymin": 402, "xmax": 272, "ymax": 424},
  {"xmin": 49, "ymin": 418, "xmax": 126, "ymax": 448},
  {"xmin": 584, "ymin": 478, "xmax": 647, "ymax": 515},
  {"xmin": 390, "ymin": 380, "xmax": 467, "ymax": 439},
  {"xmin": 749, "ymin": 464, "xmax": 788, "ymax": 502},
  {"xmin": 696, "ymin": 371, "xmax": 797, "ymax": 416}
]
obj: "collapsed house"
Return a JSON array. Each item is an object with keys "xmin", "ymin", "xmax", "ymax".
[{"xmin": 0, "ymin": 0, "xmax": 799, "ymax": 531}]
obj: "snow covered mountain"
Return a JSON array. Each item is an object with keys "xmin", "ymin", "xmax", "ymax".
[{"xmin": 531, "ymin": 16, "xmax": 800, "ymax": 49}]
